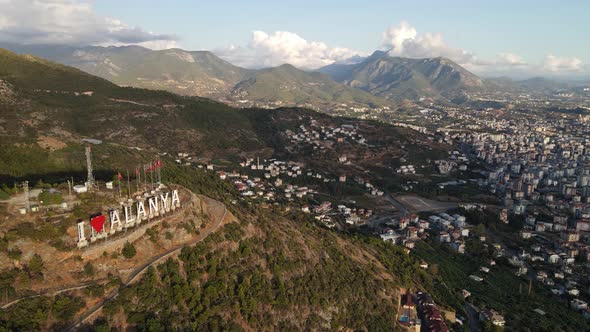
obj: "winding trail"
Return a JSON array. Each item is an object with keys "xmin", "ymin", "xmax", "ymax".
[
  {"xmin": 68, "ymin": 196, "xmax": 228, "ymax": 330},
  {"xmin": 1, "ymin": 283, "xmax": 101, "ymax": 310}
]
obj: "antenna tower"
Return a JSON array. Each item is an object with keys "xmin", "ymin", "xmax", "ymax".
[
  {"xmin": 23, "ymin": 181, "xmax": 30, "ymax": 211},
  {"xmin": 85, "ymin": 144, "xmax": 95, "ymax": 187}
]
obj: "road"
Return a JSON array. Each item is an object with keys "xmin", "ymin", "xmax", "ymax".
[
  {"xmin": 465, "ymin": 302, "xmax": 480, "ymax": 332},
  {"xmin": 66, "ymin": 197, "xmax": 228, "ymax": 330},
  {"xmin": 384, "ymin": 193, "xmax": 409, "ymax": 216}
]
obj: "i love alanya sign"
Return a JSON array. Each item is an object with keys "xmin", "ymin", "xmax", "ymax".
[{"xmin": 77, "ymin": 188, "xmax": 181, "ymax": 248}]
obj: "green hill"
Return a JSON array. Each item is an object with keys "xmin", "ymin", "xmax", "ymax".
[
  {"xmin": 0, "ymin": 48, "xmax": 117, "ymax": 93},
  {"xmin": 0, "ymin": 44, "xmax": 254, "ymax": 98},
  {"xmin": 231, "ymin": 64, "xmax": 388, "ymax": 107},
  {"xmin": 0, "ymin": 48, "xmax": 263, "ymax": 173}
]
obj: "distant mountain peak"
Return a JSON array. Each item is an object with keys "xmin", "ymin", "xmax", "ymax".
[{"xmin": 319, "ymin": 50, "xmax": 482, "ymax": 101}]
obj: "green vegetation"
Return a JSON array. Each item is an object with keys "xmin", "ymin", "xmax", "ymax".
[
  {"xmin": 95, "ymin": 210, "xmax": 409, "ymax": 330},
  {"xmin": 0, "ymin": 294, "xmax": 85, "ymax": 330},
  {"xmin": 0, "ymin": 48, "xmax": 117, "ymax": 93},
  {"xmin": 83, "ymin": 262, "xmax": 95, "ymax": 277},
  {"xmin": 27, "ymin": 254, "xmax": 44, "ymax": 278},
  {"xmin": 234, "ymin": 64, "xmax": 387, "ymax": 106},
  {"xmin": 7, "ymin": 247, "xmax": 21, "ymax": 260},
  {"xmin": 38, "ymin": 190, "xmax": 63, "ymax": 206},
  {"xmin": 122, "ymin": 242, "xmax": 136, "ymax": 259}
]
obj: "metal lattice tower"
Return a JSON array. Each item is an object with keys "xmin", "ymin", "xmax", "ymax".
[
  {"xmin": 85, "ymin": 144, "xmax": 95, "ymax": 187},
  {"xmin": 22, "ymin": 181, "xmax": 30, "ymax": 211}
]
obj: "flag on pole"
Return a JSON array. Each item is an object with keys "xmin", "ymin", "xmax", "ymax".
[
  {"xmin": 117, "ymin": 171, "xmax": 123, "ymax": 181},
  {"xmin": 135, "ymin": 166, "xmax": 140, "ymax": 192},
  {"xmin": 126, "ymin": 169, "xmax": 131, "ymax": 198}
]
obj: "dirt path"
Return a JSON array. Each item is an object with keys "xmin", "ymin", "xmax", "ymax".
[{"xmin": 1, "ymin": 282, "xmax": 101, "ymax": 310}]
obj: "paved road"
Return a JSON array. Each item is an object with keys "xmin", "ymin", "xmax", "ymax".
[
  {"xmin": 384, "ymin": 193, "xmax": 409, "ymax": 216},
  {"xmin": 66, "ymin": 197, "xmax": 227, "ymax": 330}
]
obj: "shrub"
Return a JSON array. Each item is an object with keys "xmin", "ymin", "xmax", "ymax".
[
  {"xmin": 84, "ymin": 262, "xmax": 95, "ymax": 277},
  {"xmin": 122, "ymin": 242, "xmax": 136, "ymax": 259},
  {"xmin": 8, "ymin": 247, "xmax": 22, "ymax": 260}
]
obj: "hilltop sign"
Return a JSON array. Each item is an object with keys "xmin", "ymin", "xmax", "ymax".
[{"xmin": 77, "ymin": 188, "xmax": 180, "ymax": 248}]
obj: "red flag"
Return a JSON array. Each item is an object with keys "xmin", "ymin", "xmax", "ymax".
[
  {"xmin": 117, "ymin": 171, "xmax": 123, "ymax": 180},
  {"xmin": 135, "ymin": 167, "xmax": 140, "ymax": 176},
  {"xmin": 150, "ymin": 163, "xmax": 155, "ymax": 172},
  {"xmin": 156, "ymin": 159, "xmax": 162, "ymax": 168},
  {"xmin": 90, "ymin": 214, "xmax": 105, "ymax": 233}
]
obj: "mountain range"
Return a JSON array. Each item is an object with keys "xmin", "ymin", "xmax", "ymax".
[
  {"xmin": 1, "ymin": 43, "xmax": 585, "ymax": 109},
  {"xmin": 0, "ymin": 43, "xmax": 489, "ymax": 106}
]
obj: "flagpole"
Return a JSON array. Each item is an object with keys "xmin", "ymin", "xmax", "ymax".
[
  {"xmin": 150, "ymin": 162, "xmax": 154, "ymax": 191},
  {"xmin": 136, "ymin": 166, "xmax": 140, "ymax": 193},
  {"xmin": 126, "ymin": 169, "xmax": 131, "ymax": 199},
  {"xmin": 118, "ymin": 172, "xmax": 122, "ymax": 199},
  {"xmin": 143, "ymin": 164, "xmax": 147, "ymax": 191}
]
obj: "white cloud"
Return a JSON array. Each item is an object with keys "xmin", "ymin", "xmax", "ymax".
[
  {"xmin": 382, "ymin": 21, "xmax": 481, "ymax": 66},
  {"xmin": 215, "ymin": 30, "xmax": 364, "ymax": 69},
  {"xmin": 542, "ymin": 55, "xmax": 584, "ymax": 72},
  {"xmin": 381, "ymin": 21, "xmax": 587, "ymax": 77},
  {"xmin": 0, "ymin": 0, "xmax": 177, "ymax": 49},
  {"xmin": 496, "ymin": 53, "xmax": 527, "ymax": 66}
]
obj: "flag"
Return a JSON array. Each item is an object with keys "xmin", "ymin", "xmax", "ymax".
[
  {"xmin": 156, "ymin": 159, "xmax": 163, "ymax": 168},
  {"xmin": 150, "ymin": 163, "xmax": 155, "ymax": 172},
  {"xmin": 117, "ymin": 172, "xmax": 123, "ymax": 180},
  {"xmin": 135, "ymin": 167, "xmax": 140, "ymax": 177}
]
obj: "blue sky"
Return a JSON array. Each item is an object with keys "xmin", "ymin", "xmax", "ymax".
[
  {"xmin": 93, "ymin": 0, "xmax": 589, "ymax": 64},
  {"xmin": 0, "ymin": 0, "xmax": 588, "ymax": 76}
]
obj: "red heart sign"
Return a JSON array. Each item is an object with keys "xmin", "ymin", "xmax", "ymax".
[{"xmin": 90, "ymin": 214, "xmax": 105, "ymax": 233}]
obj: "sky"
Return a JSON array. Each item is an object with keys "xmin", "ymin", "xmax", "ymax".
[{"xmin": 0, "ymin": 0, "xmax": 588, "ymax": 78}]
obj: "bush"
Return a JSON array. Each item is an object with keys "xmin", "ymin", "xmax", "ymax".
[
  {"xmin": 84, "ymin": 262, "xmax": 95, "ymax": 277},
  {"xmin": 122, "ymin": 242, "xmax": 136, "ymax": 259},
  {"xmin": 28, "ymin": 254, "xmax": 44, "ymax": 277},
  {"xmin": 8, "ymin": 247, "xmax": 22, "ymax": 260}
]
